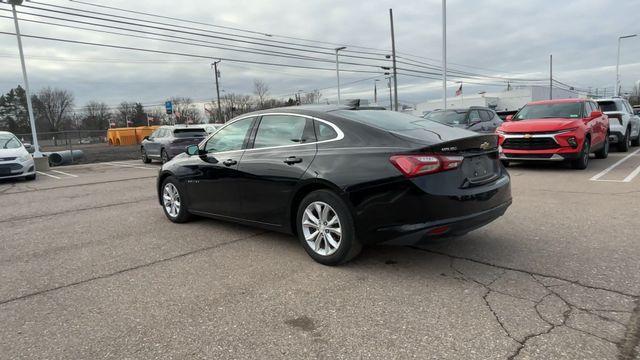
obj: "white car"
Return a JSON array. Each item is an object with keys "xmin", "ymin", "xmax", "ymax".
[
  {"xmin": 0, "ymin": 131, "xmax": 36, "ymax": 181},
  {"xmin": 596, "ymin": 98, "xmax": 640, "ymax": 152}
]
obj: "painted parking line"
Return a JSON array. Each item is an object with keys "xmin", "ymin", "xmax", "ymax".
[
  {"xmin": 102, "ymin": 162, "xmax": 157, "ymax": 170},
  {"xmin": 590, "ymin": 149, "xmax": 640, "ymax": 182},
  {"xmin": 49, "ymin": 170, "xmax": 79, "ymax": 178},
  {"xmin": 36, "ymin": 171, "xmax": 61, "ymax": 179}
]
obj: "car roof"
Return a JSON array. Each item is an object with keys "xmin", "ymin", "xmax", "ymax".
[
  {"xmin": 595, "ymin": 98, "xmax": 623, "ymax": 102},
  {"xmin": 527, "ymin": 98, "xmax": 585, "ymax": 105}
]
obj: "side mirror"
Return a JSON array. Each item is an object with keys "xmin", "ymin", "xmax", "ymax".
[
  {"xmin": 23, "ymin": 143, "xmax": 34, "ymax": 153},
  {"xmin": 186, "ymin": 144, "xmax": 201, "ymax": 156},
  {"xmin": 505, "ymin": 115, "xmax": 513, "ymax": 122},
  {"xmin": 143, "ymin": 136, "xmax": 150, "ymax": 141},
  {"xmin": 589, "ymin": 110, "xmax": 603, "ymax": 119}
]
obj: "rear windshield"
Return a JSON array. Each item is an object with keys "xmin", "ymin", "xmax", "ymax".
[
  {"xmin": 173, "ymin": 128, "xmax": 207, "ymax": 138},
  {"xmin": 333, "ymin": 110, "xmax": 434, "ymax": 131},
  {"xmin": 425, "ymin": 110, "xmax": 468, "ymax": 125},
  {"xmin": 597, "ymin": 101, "xmax": 623, "ymax": 113},
  {"xmin": 0, "ymin": 134, "xmax": 21, "ymax": 149},
  {"xmin": 514, "ymin": 103, "xmax": 583, "ymax": 120}
]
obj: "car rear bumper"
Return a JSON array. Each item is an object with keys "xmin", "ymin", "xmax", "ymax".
[
  {"xmin": 351, "ymin": 171, "xmax": 512, "ymax": 246},
  {"xmin": 377, "ymin": 199, "xmax": 512, "ymax": 245}
]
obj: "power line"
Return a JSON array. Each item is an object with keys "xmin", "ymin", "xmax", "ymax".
[{"xmin": 0, "ymin": 30, "xmax": 387, "ymax": 75}]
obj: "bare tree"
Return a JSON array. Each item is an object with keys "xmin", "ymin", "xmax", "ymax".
[
  {"xmin": 253, "ymin": 79, "xmax": 270, "ymax": 109},
  {"xmin": 32, "ymin": 87, "xmax": 74, "ymax": 131},
  {"xmin": 302, "ymin": 89, "xmax": 322, "ymax": 104},
  {"xmin": 115, "ymin": 102, "xmax": 137, "ymax": 127},
  {"xmin": 170, "ymin": 97, "xmax": 202, "ymax": 124},
  {"xmin": 81, "ymin": 101, "xmax": 112, "ymax": 130},
  {"xmin": 221, "ymin": 93, "xmax": 252, "ymax": 120}
]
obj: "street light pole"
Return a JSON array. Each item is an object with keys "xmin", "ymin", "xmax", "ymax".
[
  {"xmin": 616, "ymin": 34, "xmax": 637, "ymax": 97},
  {"xmin": 387, "ymin": 76, "xmax": 393, "ymax": 109},
  {"xmin": 335, "ymin": 46, "xmax": 346, "ymax": 104},
  {"xmin": 10, "ymin": 1, "xmax": 41, "ymax": 157},
  {"xmin": 442, "ymin": 0, "xmax": 447, "ymax": 110}
]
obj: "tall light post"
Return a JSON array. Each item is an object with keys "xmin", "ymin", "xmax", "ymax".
[
  {"xmin": 9, "ymin": 0, "xmax": 41, "ymax": 157},
  {"xmin": 211, "ymin": 60, "xmax": 223, "ymax": 123},
  {"xmin": 442, "ymin": 0, "xmax": 447, "ymax": 110},
  {"xmin": 335, "ymin": 46, "xmax": 346, "ymax": 104},
  {"xmin": 616, "ymin": 34, "xmax": 637, "ymax": 96}
]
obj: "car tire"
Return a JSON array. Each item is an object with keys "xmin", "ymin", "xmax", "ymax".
[
  {"xmin": 161, "ymin": 176, "xmax": 192, "ymax": 223},
  {"xmin": 25, "ymin": 173, "xmax": 36, "ymax": 181},
  {"xmin": 594, "ymin": 135, "xmax": 609, "ymax": 159},
  {"xmin": 296, "ymin": 190, "xmax": 362, "ymax": 266},
  {"xmin": 571, "ymin": 139, "xmax": 590, "ymax": 170},
  {"xmin": 619, "ymin": 129, "xmax": 630, "ymax": 152},
  {"xmin": 141, "ymin": 148, "xmax": 152, "ymax": 163},
  {"xmin": 632, "ymin": 131, "xmax": 640, "ymax": 147},
  {"xmin": 161, "ymin": 149, "xmax": 169, "ymax": 164}
]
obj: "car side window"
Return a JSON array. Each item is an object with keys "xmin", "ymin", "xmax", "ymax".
[
  {"xmin": 624, "ymin": 101, "xmax": 633, "ymax": 114},
  {"xmin": 204, "ymin": 117, "xmax": 254, "ymax": 153},
  {"xmin": 316, "ymin": 121, "xmax": 338, "ymax": 141},
  {"xmin": 253, "ymin": 115, "xmax": 311, "ymax": 149},
  {"xmin": 479, "ymin": 110, "xmax": 492, "ymax": 121},
  {"xmin": 149, "ymin": 129, "xmax": 159, "ymax": 139},
  {"xmin": 468, "ymin": 110, "xmax": 481, "ymax": 123},
  {"xmin": 583, "ymin": 103, "xmax": 591, "ymax": 117}
]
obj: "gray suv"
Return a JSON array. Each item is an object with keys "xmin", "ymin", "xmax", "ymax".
[
  {"xmin": 424, "ymin": 106, "xmax": 503, "ymax": 133},
  {"xmin": 141, "ymin": 126, "xmax": 207, "ymax": 163}
]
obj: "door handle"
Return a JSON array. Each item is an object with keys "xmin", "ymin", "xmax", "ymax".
[
  {"xmin": 222, "ymin": 159, "xmax": 237, "ymax": 166},
  {"xmin": 284, "ymin": 156, "xmax": 303, "ymax": 165}
]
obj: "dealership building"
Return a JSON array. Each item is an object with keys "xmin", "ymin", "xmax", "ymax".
[{"xmin": 412, "ymin": 86, "xmax": 580, "ymax": 116}]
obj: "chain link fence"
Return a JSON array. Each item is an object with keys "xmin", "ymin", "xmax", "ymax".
[{"xmin": 16, "ymin": 130, "xmax": 142, "ymax": 165}]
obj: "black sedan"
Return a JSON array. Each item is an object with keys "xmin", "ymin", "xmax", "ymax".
[{"xmin": 157, "ymin": 105, "xmax": 512, "ymax": 265}]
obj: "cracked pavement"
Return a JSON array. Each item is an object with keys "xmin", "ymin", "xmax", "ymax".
[{"xmin": 1, "ymin": 158, "xmax": 640, "ymax": 359}]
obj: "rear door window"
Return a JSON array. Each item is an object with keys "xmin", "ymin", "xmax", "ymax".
[
  {"xmin": 253, "ymin": 115, "xmax": 313, "ymax": 149},
  {"xmin": 468, "ymin": 110, "xmax": 481, "ymax": 123},
  {"xmin": 479, "ymin": 110, "xmax": 492, "ymax": 121},
  {"xmin": 173, "ymin": 128, "xmax": 207, "ymax": 138}
]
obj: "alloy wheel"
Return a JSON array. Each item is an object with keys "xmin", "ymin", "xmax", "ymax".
[
  {"xmin": 163, "ymin": 183, "xmax": 181, "ymax": 218},
  {"xmin": 301, "ymin": 201, "xmax": 342, "ymax": 256}
]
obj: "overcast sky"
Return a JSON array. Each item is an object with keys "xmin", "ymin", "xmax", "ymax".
[{"xmin": 0, "ymin": 0, "xmax": 639, "ymax": 110}]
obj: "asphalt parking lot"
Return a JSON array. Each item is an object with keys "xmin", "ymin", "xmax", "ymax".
[{"xmin": 1, "ymin": 154, "xmax": 639, "ymax": 359}]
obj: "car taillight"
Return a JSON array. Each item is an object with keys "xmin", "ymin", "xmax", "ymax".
[{"xmin": 389, "ymin": 154, "xmax": 464, "ymax": 177}]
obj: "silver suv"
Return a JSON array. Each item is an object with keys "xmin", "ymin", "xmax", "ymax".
[{"xmin": 596, "ymin": 98, "xmax": 640, "ymax": 152}]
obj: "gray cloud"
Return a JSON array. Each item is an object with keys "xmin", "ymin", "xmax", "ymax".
[{"xmin": 0, "ymin": 0, "xmax": 638, "ymax": 108}]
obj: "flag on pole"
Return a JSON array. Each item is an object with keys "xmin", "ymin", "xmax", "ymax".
[{"xmin": 455, "ymin": 83, "xmax": 463, "ymax": 96}]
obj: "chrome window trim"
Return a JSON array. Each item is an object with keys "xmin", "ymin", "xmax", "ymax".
[{"xmin": 200, "ymin": 112, "xmax": 344, "ymax": 155}]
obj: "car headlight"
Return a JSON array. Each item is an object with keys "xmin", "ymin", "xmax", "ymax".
[{"xmin": 19, "ymin": 153, "xmax": 32, "ymax": 162}]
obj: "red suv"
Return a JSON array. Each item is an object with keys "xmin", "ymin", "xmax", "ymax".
[{"xmin": 496, "ymin": 99, "xmax": 609, "ymax": 169}]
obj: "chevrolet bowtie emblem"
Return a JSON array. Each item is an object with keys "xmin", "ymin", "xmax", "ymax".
[
  {"xmin": 480, "ymin": 141, "xmax": 491, "ymax": 150},
  {"xmin": 523, "ymin": 134, "xmax": 533, "ymax": 139}
]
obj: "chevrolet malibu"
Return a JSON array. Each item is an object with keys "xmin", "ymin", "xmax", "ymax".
[
  {"xmin": 0, "ymin": 131, "xmax": 36, "ymax": 181},
  {"xmin": 156, "ymin": 105, "xmax": 512, "ymax": 265}
]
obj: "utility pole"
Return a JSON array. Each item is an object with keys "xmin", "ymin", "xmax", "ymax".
[
  {"xmin": 389, "ymin": 9, "xmax": 399, "ymax": 111},
  {"xmin": 9, "ymin": 0, "xmax": 41, "ymax": 157},
  {"xmin": 549, "ymin": 54, "xmax": 553, "ymax": 100},
  {"xmin": 335, "ymin": 47, "xmax": 346, "ymax": 104},
  {"xmin": 387, "ymin": 76, "xmax": 393, "ymax": 109},
  {"xmin": 211, "ymin": 60, "xmax": 223, "ymax": 123},
  {"xmin": 442, "ymin": 0, "xmax": 447, "ymax": 110},
  {"xmin": 374, "ymin": 79, "xmax": 379, "ymax": 103},
  {"xmin": 616, "ymin": 34, "xmax": 637, "ymax": 97}
]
